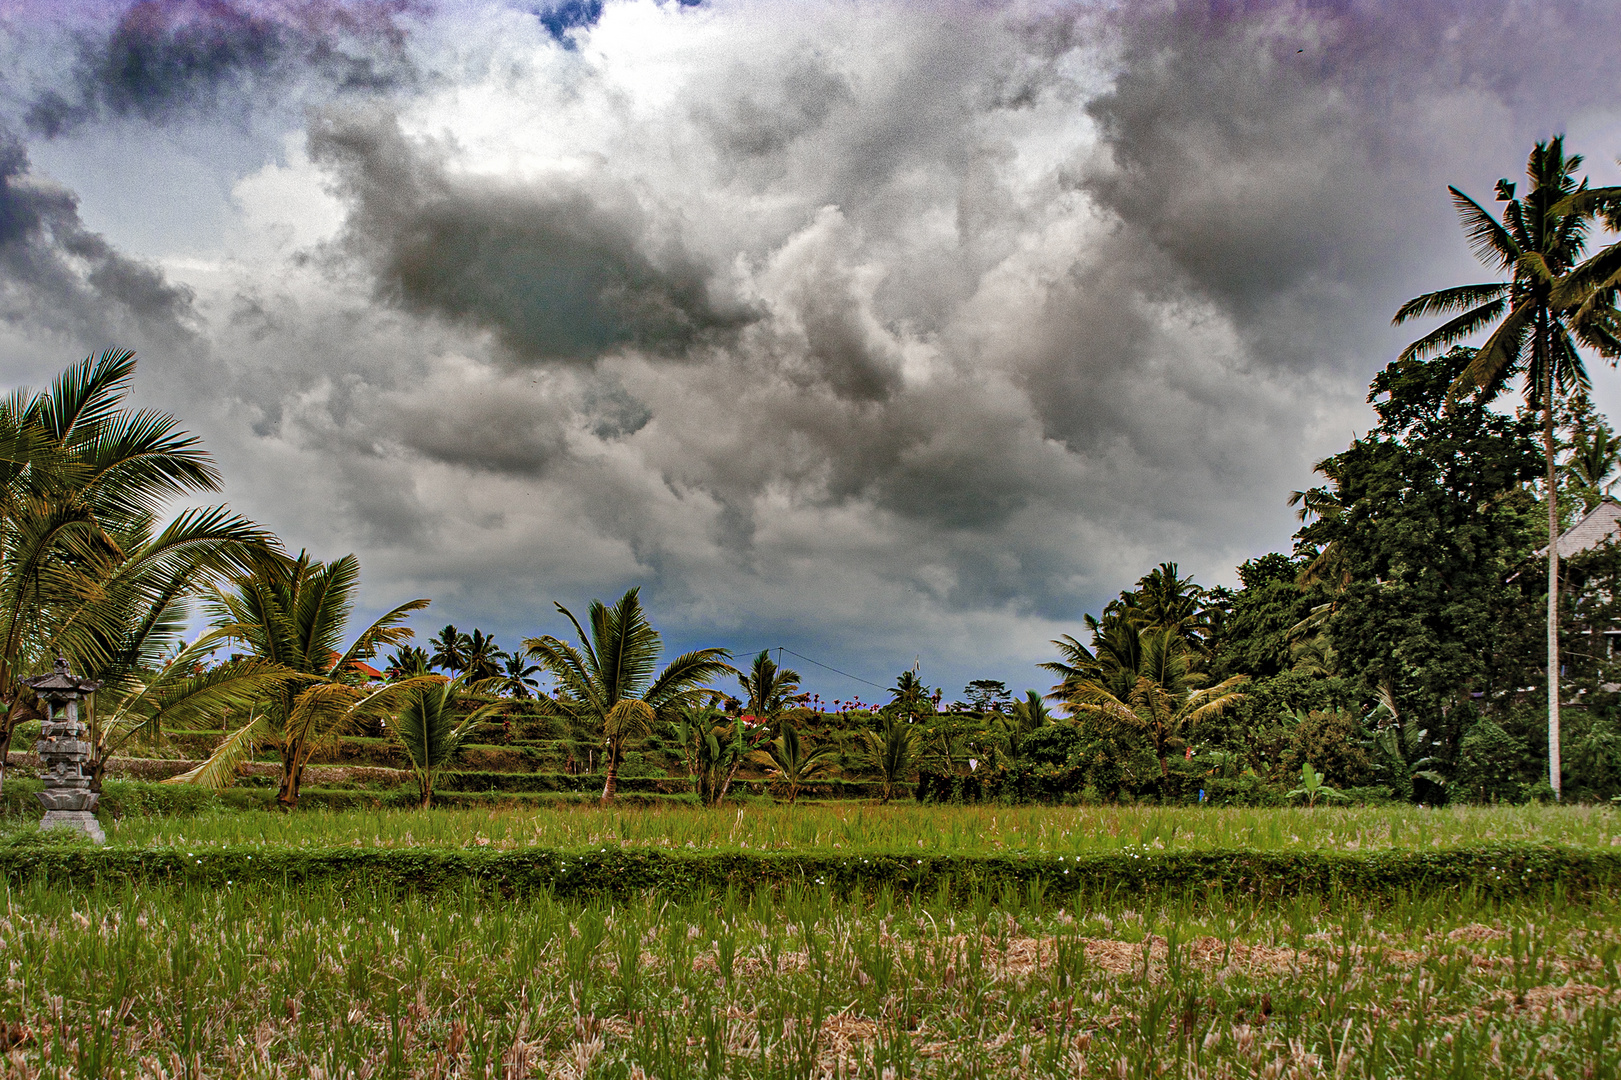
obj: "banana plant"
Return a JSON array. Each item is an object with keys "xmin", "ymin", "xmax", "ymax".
[{"xmin": 1286, "ymin": 762, "xmax": 1345, "ymax": 808}]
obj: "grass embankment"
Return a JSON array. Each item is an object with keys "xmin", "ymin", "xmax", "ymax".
[{"xmin": 3, "ymin": 877, "xmax": 1617, "ymax": 1077}]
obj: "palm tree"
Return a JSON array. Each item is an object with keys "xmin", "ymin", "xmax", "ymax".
[
  {"xmin": 0, "ymin": 349, "xmax": 278, "ymax": 790},
  {"xmin": 1392, "ymin": 137, "xmax": 1620, "ymax": 799},
  {"xmin": 671, "ymin": 703, "xmax": 763, "ymax": 807},
  {"xmin": 496, "ymin": 652, "xmax": 541, "ymax": 698},
  {"xmin": 1560, "ymin": 395, "xmax": 1621, "ymax": 514},
  {"xmin": 887, "ymin": 668, "xmax": 932, "ymax": 721},
  {"xmin": 461, "ymin": 628, "xmax": 504, "ymax": 683},
  {"xmin": 385, "ymin": 645, "xmax": 431, "ymax": 680},
  {"xmin": 523, "ymin": 588, "xmax": 734, "ymax": 803},
  {"xmin": 862, "ymin": 714, "xmax": 916, "ymax": 803},
  {"xmin": 1053, "ymin": 627, "xmax": 1247, "ymax": 776},
  {"xmin": 168, "ymin": 552, "xmax": 433, "ymax": 806},
  {"xmin": 762, "ymin": 719, "xmax": 837, "ymax": 804},
  {"xmin": 388, "ymin": 676, "xmax": 510, "ymax": 808},
  {"xmin": 738, "ymin": 649, "xmax": 801, "ymax": 734},
  {"xmin": 427, "ymin": 625, "xmax": 469, "ymax": 675},
  {"xmin": 86, "ymin": 641, "xmax": 290, "ymax": 790},
  {"xmin": 1127, "ymin": 562, "xmax": 1213, "ymax": 655}
]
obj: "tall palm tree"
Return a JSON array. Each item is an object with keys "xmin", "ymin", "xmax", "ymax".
[
  {"xmin": 1392, "ymin": 137, "xmax": 1620, "ymax": 799},
  {"xmin": 523, "ymin": 588, "xmax": 734, "ymax": 802},
  {"xmin": 496, "ymin": 652, "xmax": 541, "ymax": 699},
  {"xmin": 0, "ymin": 349, "xmax": 278, "ymax": 789},
  {"xmin": 169, "ymin": 552, "xmax": 433, "ymax": 806},
  {"xmin": 461, "ymin": 628, "xmax": 504, "ymax": 683},
  {"xmin": 428, "ymin": 625, "xmax": 469, "ymax": 675},
  {"xmin": 886, "ymin": 668, "xmax": 932, "ymax": 720},
  {"xmin": 738, "ymin": 649, "xmax": 801, "ymax": 734},
  {"xmin": 862, "ymin": 714, "xmax": 916, "ymax": 803}
]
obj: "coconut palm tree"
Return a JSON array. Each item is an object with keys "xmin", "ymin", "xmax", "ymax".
[
  {"xmin": 886, "ymin": 668, "xmax": 932, "ymax": 721},
  {"xmin": 428, "ymin": 625, "xmax": 469, "ymax": 675},
  {"xmin": 1053, "ymin": 627, "xmax": 1247, "ymax": 776},
  {"xmin": 0, "ymin": 349, "xmax": 278, "ymax": 790},
  {"xmin": 1392, "ymin": 137, "xmax": 1621, "ymax": 799},
  {"xmin": 461, "ymin": 628, "xmax": 504, "ymax": 683},
  {"xmin": 762, "ymin": 719, "xmax": 837, "ymax": 804},
  {"xmin": 738, "ymin": 650, "xmax": 801, "ymax": 734},
  {"xmin": 496, "ymin": 652, "xmax": 541, "ymax": 699},
  {"xmin": 523, "ymin": 587, "xmax": 734, "ymax": 802},
  {"xmin": 86, "ymin": 640, "xmax": 291, "ymax": 791},
  {"xmin": 168, "ymin": 552, "xmax": 433, "ymax": 806},
  {"xmin": 387, "ymin": 676, "xmax": 510, "ymax": 808},
  {"xmin": 862, "ymin": 714, "xmax": 916, "ymax": 803}
]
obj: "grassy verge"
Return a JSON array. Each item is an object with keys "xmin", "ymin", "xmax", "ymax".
[{"xmin": 2, "ymin": 875, "xmax": 1617, "ymax": 1077}]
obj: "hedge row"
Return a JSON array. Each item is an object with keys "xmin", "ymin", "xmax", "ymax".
[{"xmin": 1, "ymin": 843, "xmax": 1613, "ymax": 903}]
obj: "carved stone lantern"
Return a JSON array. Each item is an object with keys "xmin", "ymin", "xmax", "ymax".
[{"xmin": 22, "ymin": 658, "xmax": 105, "ymax": 844}]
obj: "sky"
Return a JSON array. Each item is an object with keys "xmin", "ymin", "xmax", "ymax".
[{"xmin": 1, "ymin": 0, "xmax": 1620, "ymax": 704}]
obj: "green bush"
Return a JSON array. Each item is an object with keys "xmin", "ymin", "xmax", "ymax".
[
  {"xmin": 0, "ymin": 843, "xmax": 1610, "ymax": 903},
  {"xmin": 1456, "ymin": 719, "xmax": 1529, "ymax": 803}
]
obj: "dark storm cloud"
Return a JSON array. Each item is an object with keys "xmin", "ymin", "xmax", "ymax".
[
  {"xmin": 1077, "ymin": 0, "xmax": 1621, "ymax": 365},
  {"xmin": 25, "ymin": 0, "xmax": 419, "ymax": 138},
  {"xmin": 305, "ymin": 106, "xmax": 755, "ymax": 362},
  {"xmin": 0, "ymin": 128, "xmax": 193, "ymax": 339}
]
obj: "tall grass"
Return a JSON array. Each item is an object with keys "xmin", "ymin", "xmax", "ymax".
[
  {"xmin": 1, "ymin": 877, "xmax": 1616, "ymax": 1077},
  {"xmin": 102, "ymin": 801, "xmax": 1621, "ymax": 853}
]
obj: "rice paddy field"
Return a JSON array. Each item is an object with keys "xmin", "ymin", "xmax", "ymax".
[
  {"xmin": 0, "ymin": 803, "xmax": 1618, "ymax": 1077},
  {"xmin": 98, "ymin": 800, "xmax": 1621, "ymax": 854}
]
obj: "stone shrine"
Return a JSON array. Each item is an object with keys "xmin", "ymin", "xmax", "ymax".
[{"xmin": 23, "ymin": 658, "xmax": 104, "ymax": 844}]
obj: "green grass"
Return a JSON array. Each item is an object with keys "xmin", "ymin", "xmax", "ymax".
[
  {"xmin": 99, "ymin": 800, "xmax": 1621, "ymax": 854},
  {"xmin": 1, "ymin": 876, "xmax": 1616, "ymax": 1077}
]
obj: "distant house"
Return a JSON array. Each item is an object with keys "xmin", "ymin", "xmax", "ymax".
[
  {"xmin": 1546, "ymin": 497, "xmax": 1621, "ymax": 560},
  {"xmin": 1540, "ymin": 497, "xmax": 1621, "ymax": 681}
]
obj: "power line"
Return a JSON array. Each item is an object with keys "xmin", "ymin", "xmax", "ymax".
[
  {"xmin": 730, "ymin": 644, "xmax": 890, "ymax": 691},
  {"xmin": 777, "ymin": 647, "xmax": 889, "ymax": 691}
]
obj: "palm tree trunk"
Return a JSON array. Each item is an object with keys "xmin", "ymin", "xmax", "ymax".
[
  {"xmin": 601, "ymin": 746, "xmax": 618, "ymax": 803},
  {"xmin": 1545, "ymin": 351, "xmax": 1562, "ymax": 801},
  {"xmin": 277, "ymin": 749, "xmax": 301, "ymax": 808}
]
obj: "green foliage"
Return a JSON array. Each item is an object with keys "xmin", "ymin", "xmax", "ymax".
[
  {"xmin": 762, "ymin": 720, "xmax": 837, "ymax": 804},
  {"xmin": 1280, "ymin": 709, "xmax": 1373, "ymax": 789},
  {"xmin": 0, "ymin": 842, "xmax": 1612, "ymax": 902},
  {"xmin": 1213, "ymin": 554, "xmax": 1318, "ymax": 679},
  {"xmin": 1456, "ymin": 718, "xmax": 1530, "ymax": 803},
  {"xmin": 1295, "ymin": 348, "xmax": 1543, "ymax": 770}
]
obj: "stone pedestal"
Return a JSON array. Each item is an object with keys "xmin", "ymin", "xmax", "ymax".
[{"xmin": 23, "ymin": 658, "xmax": 104, "ymax": 845}]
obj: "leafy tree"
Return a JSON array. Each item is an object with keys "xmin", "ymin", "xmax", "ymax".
[
  {"xmin": 963, "ymin": 679, "xmax": 1011, "ymax": 714},
  {"xmin": 1363, "ymin": 689, "xmax": 1449, "ymax": 804},
  {"xmin": 1279, "ymin": 708, "xmax": 1372, "ymax": 790},
  {"xmin": 388, "ymin": 676, "xmax": 509, "ymax": 808},
  {"xmin": 523, "ymin": 588, "xmax": 733, "ymax": 802},
  {"xmin": 170, "ymin": 552, "xmax": 432, "ymax": 806},
  {"xmin": 1393, "ymin": 137, "xmax": 1621, "ymax": 798},
  {"xmin": 1213, "ymin": 555, "xmax": 1317, "ymax": 680},
  {"xmin": 738, "ymin": 650, "xmax": 801, "ymax": 734},
  {"xmin": 761, "ymin": 719, "xmax": 837, "ymax": 804},
  {"xmin": 1294, "ymin": 349, "xmax": 1543, "ymax": 777},
  {"xmin": 1455, "ymin": 718, "xmax": 1529, "ymax": 803}
]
